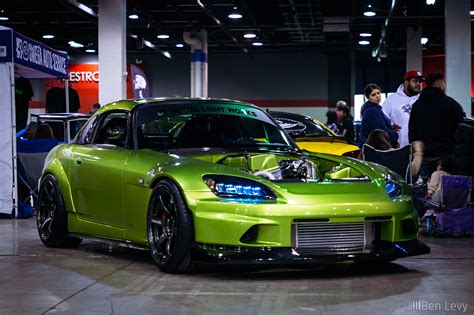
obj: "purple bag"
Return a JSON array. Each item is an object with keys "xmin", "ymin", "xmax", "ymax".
[{"xmin": 435, "ymin": 208, "xmax": 474, "ymax": 234}]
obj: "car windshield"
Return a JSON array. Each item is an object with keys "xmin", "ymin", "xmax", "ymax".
[
  {"xmin": 272, "ymin": 114, "xmax": 333, "ymax": 137},
  {"xmin": 135, "ymin": 102, "xmax": 295, "ymax": 151}
]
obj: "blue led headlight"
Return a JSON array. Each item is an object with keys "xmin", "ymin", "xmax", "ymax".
[
  {"xmin": 203, "ymin": 175, "xmax": 276, "ymax": 200},
  {"xmin": 384, "ymin": 172, "xmax": 402, "ymax": 198}
]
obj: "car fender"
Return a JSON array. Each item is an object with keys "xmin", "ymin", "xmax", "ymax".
[{"xmin": 41, "ymin": 156, "xmax": 77, "ymax": 216}]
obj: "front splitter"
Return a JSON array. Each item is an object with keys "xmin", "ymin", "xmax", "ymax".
[{"xmin": 191, "ymin": 239, "xmax": 430, "ymax": 265}]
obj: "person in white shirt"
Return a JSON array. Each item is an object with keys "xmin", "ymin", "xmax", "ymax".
[{"xmin": 382, "ymin": 70, "xmax": 424, "ymax": 148}]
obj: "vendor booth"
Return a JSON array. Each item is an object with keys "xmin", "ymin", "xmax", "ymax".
[{"xmin": 0, "ymin": 26, "xmax": 68, "ymax": 216}]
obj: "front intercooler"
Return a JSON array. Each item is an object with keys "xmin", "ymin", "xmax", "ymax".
[{"xmin": 292, "ymin": 222, "xmax": 375, "ymax": 255}]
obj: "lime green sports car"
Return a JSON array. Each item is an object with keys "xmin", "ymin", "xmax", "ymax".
[{"xmin": 37, "ymin": 98, "xmax": 429, "ymax": 273}]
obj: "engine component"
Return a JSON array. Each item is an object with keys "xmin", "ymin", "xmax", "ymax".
[
  {"xmin": 221, "ymin": 153, "xmax": 318, "ymax": 181},
  {"xmin": 279, "ymin": 157, "xmax": 318, "ymax": 181}
]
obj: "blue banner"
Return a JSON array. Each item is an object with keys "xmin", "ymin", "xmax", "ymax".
[
  {"xmin": 0, "ymin": 28, "xmax": 68, "ymax": 78},
  {"xmin": 0, "ymin": 28, "xmax": 13, "ymax": 63}
]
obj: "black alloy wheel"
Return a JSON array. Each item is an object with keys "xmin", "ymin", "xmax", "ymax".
[
  {"xmin": 147, "ymin": 179, "xmax": 194, "ymax": 273},
  {"xmin": 37, "ymin": 174, "xmax": 81, "ymax": 247}
]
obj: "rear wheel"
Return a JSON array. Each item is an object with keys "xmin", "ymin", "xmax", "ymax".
[
  {"xmin": 147, "ymin": 179, "xmax": 195, "ymax": 273},
  {"xmin": 36, "ymin": 174, "xmax": 82, "ymax": 247}
]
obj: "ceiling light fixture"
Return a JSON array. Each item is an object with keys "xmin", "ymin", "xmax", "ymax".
[
  {"xmin": 470, "ymin": 10, "xmax": 474, "ymax": 16},
  {"xmin": 85, "ymin": 49, "xmax": 96, "ymax": 53},
  {"xmin": 163, "ymin": 51, "xmax": 172, "ymax": 59},
  {"xmin": 421, "ymin": 37, "xmax": 429, "ymax": 45},
  {"xmin": 68, "ymin": 41, "xmax": 84, "ymax": 48},
  {"xmin": 0, "ymin": 10, "xmax": 7, "ymax": 20},
  {"xmin": 426, "ymin": 0, "xmax": 435, "ymax": 5},
  {"xmin": 358, "ymin": 40, "xmax": 370, "ymax": 45},
  {"xmin": 228, "ymin": 7, "xmax": 242, "ymax": 19},
  {"xmin": 128, "ymin": 14, "xmax": 139, "ymax": 19},
  {"xmin": 157, "ymin": 34, "xmax": 170, "ymax": 39},
  {"xmin": 359, "ymin": 33, "xmax": 372, "ymax": 37},
  {"xmin": 252, "ymin": 42, "xmax": 263, "ymax": 46},
  {"xmin": 363, "ymin": 4, "xmax": 376, "ymax": 17},
  {"xmin": 244, "ymin": 33, "xmax": 257, "ymax": 39},
  {"xmin": 143, "ymin": 40, "xmax": 155, "ymax": 48},
  {"xmin": 42, "ymin": 34, "xmax": 55, "ymax": 39},
  {"xmin": 176, "ymin": 43, "xmax": 184, "ymax": 48},
  {"xmin": 66, "ymin": 0, "xmax": 97, "ymax": 17}
]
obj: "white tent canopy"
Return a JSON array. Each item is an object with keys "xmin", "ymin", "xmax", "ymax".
[{"xmin": 0, "ymin": 26, "xmax": 68, "ymax": 215}]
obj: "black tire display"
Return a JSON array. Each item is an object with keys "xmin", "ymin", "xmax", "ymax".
[
  {"xmin": 147, "ymin": 179, "xmax": 195, "ymax": 273},
  {"xmin": 36, "ymin": 174, "xmax": 82, "ymax": 247}
]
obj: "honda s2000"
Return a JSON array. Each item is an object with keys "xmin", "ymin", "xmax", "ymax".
[{"xmin": 37, "ymin": 98, "xmax": 429, "ymax": 273}]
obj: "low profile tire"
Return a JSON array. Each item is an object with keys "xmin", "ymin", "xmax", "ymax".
[
  {"xmin": 147, "ymin": 179, "xmax": 195, "ymax": 273},
  {"xmin": 37, "ymin": 174, "xmax": 81, "ymax": 247}
]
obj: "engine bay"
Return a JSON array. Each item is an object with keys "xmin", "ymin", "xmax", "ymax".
[{"xmin": 214, "ymin": 153, "xmax": 368, "ymax": 182}]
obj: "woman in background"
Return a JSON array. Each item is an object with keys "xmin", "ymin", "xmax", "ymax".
[{"xmin": 360, "ymin": 83, "xmax": 399, "ymax": 147}]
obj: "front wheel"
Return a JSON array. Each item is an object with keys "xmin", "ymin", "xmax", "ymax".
[
  {"xmin": 37, "ymin": 174, "xmax": 81, "ymax": 247},
  {"xmin": 147, "ymin": 179, "xmax": 195, "ymax": 273}
]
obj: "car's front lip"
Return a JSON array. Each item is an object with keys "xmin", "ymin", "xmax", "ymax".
[{"xmin": 191, "ymin": 240, "xmax": 430, "ymax": 265}]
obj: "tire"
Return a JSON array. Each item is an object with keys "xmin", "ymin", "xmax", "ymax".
[
  {"xmin": 36, "ymin": 174, "xmax": 81, "ymax": 247},
  {"xmin": 147, "ymin": 179, "xmax": 195, "ymax": 273}
]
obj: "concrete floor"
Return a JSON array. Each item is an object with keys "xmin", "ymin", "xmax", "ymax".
[{"xmin": 0, "ymin": 218, "xmax": 473, "ymax": 315}]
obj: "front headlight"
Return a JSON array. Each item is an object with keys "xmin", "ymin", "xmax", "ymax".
[
  {"xmin": 384, "ymin": 171, "xmax": 403, "ymax": 198},
  {"xmin": 203, "ymin": 175, "xmax": 276, "ymax": 200}
]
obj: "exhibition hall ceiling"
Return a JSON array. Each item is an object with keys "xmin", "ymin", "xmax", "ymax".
[{"xmin": 0, "ymin": 0, "xmax": 472, "ymax": 57}]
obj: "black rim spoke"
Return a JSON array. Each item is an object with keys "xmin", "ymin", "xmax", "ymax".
[
  {"xmin": 151, "ymin": 216, "xmax": 165, "ymax": 228},
  {"xmin": 150, "ymin": 187, "xmax": 179, "ymax": 264},
  {"xmin": 38, "ymin": 180, "xmax": 57, "ymax": 238}
]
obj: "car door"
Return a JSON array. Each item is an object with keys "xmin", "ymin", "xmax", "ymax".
[{"xmin": 68, "ymin": 111, "xmax": 130, "ymax": 238}]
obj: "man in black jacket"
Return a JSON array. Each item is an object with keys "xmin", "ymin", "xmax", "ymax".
[{"xmin": 408, "ymin": 72, "xmax": 464, "ymax": 177}]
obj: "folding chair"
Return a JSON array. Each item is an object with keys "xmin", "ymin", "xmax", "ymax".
[
  {"xmin": 432, "ymin": 175, "xmax": 474, "ymax": 235},
  {"xmin": 16, "ymin": 138, "xmax": 58, "ymax": 210},
  {"xmin": 439, "ymin": 175, "xmax": 472, "ymax": 209},
  {"xmin": 362, "ymin": 144, "xmax": 413, "ymax": 185},
  {"xmin": 17, "ymin": 152, "xmax": 50, "ymax": 203}
]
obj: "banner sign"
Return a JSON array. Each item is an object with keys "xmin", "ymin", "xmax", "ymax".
[
  {"xmin": 130, "ymin": 64, "xmax": 150, "ymax": 98},
  {"xmin": 0, "ymin": 27, "xmax": 68, "ymax": 78}
]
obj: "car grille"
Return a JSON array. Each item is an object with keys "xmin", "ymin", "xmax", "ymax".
[{"xmin": 293, "ymin": 222, "xmax": 375, "ymax": 255}]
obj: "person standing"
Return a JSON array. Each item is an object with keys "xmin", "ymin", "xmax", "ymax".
[
  {"xmin": 360, "ymin": 83, "xmax": 399, "ymax": 147},
  {"xmin": 325, "ymin": 109, "xmax": 340, "ymax": 135},
  {"xmin": 90, "ymin": 102, "xmax": 101, "ymax": 114},
  {"xmin": 382, "ymin": 70, "xmax": 424, "ymax": 148},
  {"xmin": 408, "ymin": 72, "xmax": 464, "ymax": 178},
  {"xmin": 335, "ymin": 101, "xmax": 355, "ymax": 142}
]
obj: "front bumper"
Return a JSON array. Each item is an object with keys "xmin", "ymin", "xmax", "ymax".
[{"xmin": 191, "ymin": 239, "xmax": 430, "ymax": 265}]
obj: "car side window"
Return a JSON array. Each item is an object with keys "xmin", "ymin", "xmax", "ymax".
[
  {"xmin": 74, "ymin": 116, "xmax": 98, "ymax": 144},
  {"xmin": 94, "ymin": 112, "xmax": 129, "ymax": 147}
]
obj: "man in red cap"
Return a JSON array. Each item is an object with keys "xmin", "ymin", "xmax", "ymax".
[{"xmin": 382, "ymin": 70, "xmax": 424, "ymax": 148}]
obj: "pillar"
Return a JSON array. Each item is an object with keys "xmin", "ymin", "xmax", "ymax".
[
  {"xmin": 445, "ymin": 0, "xmax": 471, "ymax": 116},
  {"xmin": 183, "ymin": 29, "xmax": 208, "ymax": 98},
  {"xmin": 98, "ymin": 0, "xmax": 127, "ymax": 105},
  {"xmin": 406, "ymin": 27, "xmax": 422, "ymax": 72}
]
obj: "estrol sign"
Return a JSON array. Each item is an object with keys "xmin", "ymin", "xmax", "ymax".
[
  {"xmin": 69, "ymin": 70, "xmax": 99, "ymax": 82},
  {"xmin": 67, "ymin": 64, "xmax": 99, "ymax": 113},
  {"xmin": 68, "ymin": 64, "xmax": 99, "ymax": 87}
]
